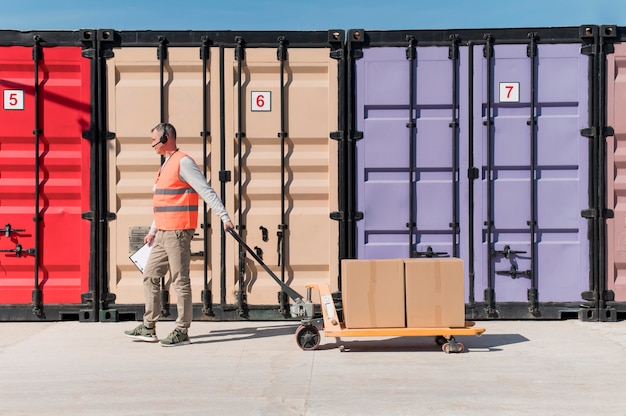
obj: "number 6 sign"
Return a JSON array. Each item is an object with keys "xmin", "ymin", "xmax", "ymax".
[
  {"xmin": 499, "ymin": 82, "xmax": 520, "ymax": 103},
  {"xmin": 4, "ymin": 90, "xmax": 25, "ymax": 110},
  {"xmin": 251, "ymin": 91, "xmax": 271, "ymax": 112}
]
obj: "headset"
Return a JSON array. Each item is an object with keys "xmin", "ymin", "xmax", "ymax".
[{"xmin": 152, "ymin": 123, "xmax": 169, "ymax": 147}]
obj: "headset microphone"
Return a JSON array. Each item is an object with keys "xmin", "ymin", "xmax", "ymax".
[{"xmin": 152, "ymin": 125, "xmax": 169, "ymax": 147}]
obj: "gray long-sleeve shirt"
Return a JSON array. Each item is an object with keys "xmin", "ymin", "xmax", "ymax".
[{"xmin": 149, "ymin": 153, "xmax": 231, "ymax": 234}]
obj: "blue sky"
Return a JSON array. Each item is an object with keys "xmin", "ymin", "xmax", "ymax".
[{"xmin": 1, "ymin": 0, "xmax": 625, "ymax": 31}]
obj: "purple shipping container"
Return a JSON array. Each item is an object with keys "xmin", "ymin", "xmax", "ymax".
[{"xmin": 349, "ymin": 28, "xmax": 594, "ymax": 319}]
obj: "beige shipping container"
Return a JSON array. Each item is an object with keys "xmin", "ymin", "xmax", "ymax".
[{"xmin": 104, "ymin": 31, "xmax": 343, "ymax": 319}]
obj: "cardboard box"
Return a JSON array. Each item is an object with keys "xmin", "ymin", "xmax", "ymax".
[
  {"xmin": 404, "ymin": 258, "xmax": 465, "ymax": 328},
  {"xmin": 341, "ymin": 259, "xmax": 406, "ymax": 328}
]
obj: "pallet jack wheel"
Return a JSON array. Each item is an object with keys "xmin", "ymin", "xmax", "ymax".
[
  {"xmin": 295, "ymin": 324, "xmax": 321, "ymax": 351},
  {"xmin": 442, "ymin": 341, "xmax": 465, "ymax": 354}
]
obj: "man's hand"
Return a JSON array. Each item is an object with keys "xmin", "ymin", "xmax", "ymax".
[
  {"xmin": 144, "ymin": 233, "xmax": 155, "ymax": 246},
  {"xmin": 223, "ymin": 221, "xmax": 235, "ymax": 232}
]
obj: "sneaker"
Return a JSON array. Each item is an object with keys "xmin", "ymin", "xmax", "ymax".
[
  {"xmin": 160, "ymin": 328, "xmax": 191, "ymax": 347},
  {"xmin": 124, "ymin": 324, "xmax": 158, "ymax": 342}
]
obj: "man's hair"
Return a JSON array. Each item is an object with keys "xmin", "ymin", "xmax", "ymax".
[{"xmin": 152, "ymin": 122, "xmax": 177, "ymax": 140}]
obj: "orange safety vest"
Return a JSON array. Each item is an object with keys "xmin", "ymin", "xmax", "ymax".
[{"xmin": 153, "ymin": 151, "xmax": 199, "ymax": 230}]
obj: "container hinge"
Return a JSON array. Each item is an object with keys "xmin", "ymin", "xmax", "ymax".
[
  {"xmin": 604, "ymin": 43, "xmax": 615, "ymax": 55},
  {"xmin": 349, "ymin": 131, "xmax": 364, "ymax": 142},
  {"xmin": 580, "ymin": 127, "xmax": 595, "ymax": 138},
  {"xmin": 604, "ymin": 126, "xmax": 615, "ymax": 137},
  {"xmin": 581, "ymin": 290, "xmax": 615, "ymax": 303},
  {"xmin": 82, "ymin": 131, "xmax": 94, "ymax": 140},
  {"xmin": 581, "ymin": 208, "xmax": 614, "ymax": 219},
  {"xmin": 330, "ymin": 131, "xmax": 343, "ymax": 141},
  {"xmin": 353, "ymin": 212, "xmax": 364, "ymax": 221},
  {"xmin": 330, "ymin": 211, "xmax": 343, "ymax": 221},
  {"xmin": 329, "ymin": 48, "xmax": 344, "ymax": 60},
  {"xmin": 351, "ymin": 49, "xmax": 364, "ymax": 60},
  {"xmin": 219, "ymin": 170, "xmax": 232, "ymax": 183},
  {"xmin": 82, "ymin": 212, "xmax": 116, "ymax": 221},
  {"xmin": 580, "ymin": 44, "xmax": 596, "ymax": 56},
  {"xmin": 81, "ymin": 291, "xmax": 94, "ymax": 303},
  {"xmin": 581, "ymin": 209, "xmax": 596, "ymax": 219},
  {"xmin": 82, "ymin": 48, "xmax": 96, "ymax": 59},
  {"xmin": 101, "ymin": 48, "xmax": 114, "ymax": 59},
  {"xmin": 581, "ymin": 290, "xmax": 598, "ymax": 302}
]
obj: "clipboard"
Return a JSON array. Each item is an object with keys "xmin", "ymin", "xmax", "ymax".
[{"xmin": 129, "ymin": 243, "xmax": 153, "ymax": 273}]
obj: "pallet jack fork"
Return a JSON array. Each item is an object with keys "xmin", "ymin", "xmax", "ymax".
[
  {"xmin": 227, "ymin": 228, "xmax": 315, "ymax": 318},
  {"xmin": 297, "ymin": 283, "xmax": 486, "ymax": 353}
]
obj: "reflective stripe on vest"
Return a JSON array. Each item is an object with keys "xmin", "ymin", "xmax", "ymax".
[{"xmin": 153, "ymin": 151, "xmax": 199, "ymax": 230}]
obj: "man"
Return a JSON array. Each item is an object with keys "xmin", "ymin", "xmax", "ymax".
[{"xmin": 124, "ymin": 122, "xmax": 234, "ymax": 347}]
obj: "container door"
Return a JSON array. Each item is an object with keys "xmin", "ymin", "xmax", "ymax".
[
  {"xmin": 106, "ymin": 47, "xmax": 211, "ymax": 310},
  {"xmin": 355, "ymin": 46, "xmax": 465, "ymax": 260},
  {"xmin": 0, "ymin": 45, "xmax": 91, "ymax": 308},
  {"xmin": 223, "ymin": 46, "xmax": 339, "ymax": 308},
  {"xmin": 473, "ymin": 43, "xmax": 590, "ymax": 312}
]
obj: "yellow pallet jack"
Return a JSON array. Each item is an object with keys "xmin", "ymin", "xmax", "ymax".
[{"xmin": 228, "ymin": 229, "xmax": 485, "ymax": 353}]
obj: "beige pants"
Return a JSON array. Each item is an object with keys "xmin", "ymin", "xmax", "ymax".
[{"xmin": 142, "ymin": 229, "xmax": 194, "ymax": 331}]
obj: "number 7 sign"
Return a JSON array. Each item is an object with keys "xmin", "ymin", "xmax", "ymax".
[{"xmin": 499, "ymin": 82, "xmax": 520, "ymax": 103}]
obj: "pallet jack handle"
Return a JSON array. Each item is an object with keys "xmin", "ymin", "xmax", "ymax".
[{"xmin": 227, "ymin": 228, "xmax": 304, "ymax": 302}]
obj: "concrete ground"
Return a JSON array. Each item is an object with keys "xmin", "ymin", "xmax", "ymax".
[{"xmin": 0, "ymin": 319, "xmax": 625, "ymax": 415}]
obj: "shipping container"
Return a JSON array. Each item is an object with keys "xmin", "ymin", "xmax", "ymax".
[
  {"xmin": 346, "ymin": 26, "xmax": 608, "ymax": 319},
  {"xmin": 605, "ymin": 25, "xmax": 626, "ymax": 317},
  {"xmin": 102, "ymin": 30, "xmax": 344, "ymax": 321},
  {"xmin": 0, "ymin": 30, "xmax": 98, "ymax": 321}
]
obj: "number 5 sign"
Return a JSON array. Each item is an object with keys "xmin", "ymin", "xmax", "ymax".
[
  {"xmin": 4, "ymin": 90, "xmax": 25, "ymax": 110},
  {"xmin": 251, "ymin": 91, "xmax": 271, "ymax": 112},
  {"xmin": 499, "ymin": 82, "xmax": 520, "ymax": 103}
]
